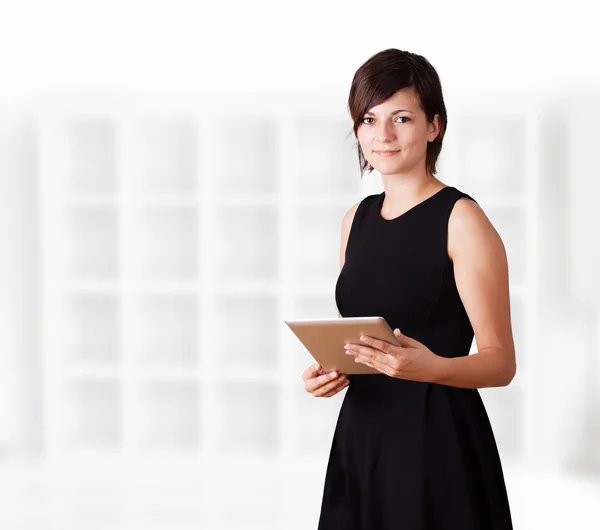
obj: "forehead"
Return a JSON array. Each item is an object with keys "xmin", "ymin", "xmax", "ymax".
[{"xmin": 367, "ymin": 87, "xmax": 421, "ymax": 113}]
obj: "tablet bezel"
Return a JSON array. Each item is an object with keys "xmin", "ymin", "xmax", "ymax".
[{"xmin": 284, "ymin": 316, "xmax": 401, "ymax": 375}]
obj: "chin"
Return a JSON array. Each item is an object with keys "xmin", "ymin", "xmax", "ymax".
[{"xmin": 374, "ymin": 163, "xmax": 404, "ymax": 174}]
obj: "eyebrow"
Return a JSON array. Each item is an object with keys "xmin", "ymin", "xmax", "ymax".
[{"xmin": 364, "ymin": 109, "xmax": 414, "ymax": 116}]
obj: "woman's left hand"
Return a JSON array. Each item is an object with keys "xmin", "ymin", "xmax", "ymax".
[{"xmin": 344, "ymin": 328, "xmax": 442, "ymax": 383}]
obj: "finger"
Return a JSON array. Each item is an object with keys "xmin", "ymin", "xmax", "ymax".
[
  {"xmin": 302, "ymin": 363, "xmax": 321, "ymax": 382},
  {"xmin": 345, "ymin": 344, "xmax": 370, "ymax": 357},
  {"xmin": 359, "ymin": 335, "xmax": 395, "ymax": 354},
  {"xmin": 311, "ymin": 371, "xmax": 346, "ymax": 392},
  {"xmin": 356, "ymin": 355, "xmax": 395, "ymax": 377},
  {"xmin": 321, "ymin": 378, "xmax": 350, "ymax": 397},
  {"xmin": 394, "ymin": 328, "xmax": 416, "ymax": 348},
  {"xmin": 318, "ymin": 376, "xmax": 349, "ymax": 397},
  {"xmin": 314, "ymin": 375, "xmax": 349, "ymax": 397},
  {"xmin": 312, "ymin": 377, "xmax": 342, "ymax": 397},
  {"xmin": 351, "ymin": 344, "xmax": 387, "ymax": 364},
  {"xmin": 307, "ymin": 370, "xmax": 341, "ymax": 393}
]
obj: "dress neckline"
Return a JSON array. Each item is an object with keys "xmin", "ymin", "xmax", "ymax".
[{"xmin": 377, "ymin": 186, "xmax": 453, "ymax": 223}]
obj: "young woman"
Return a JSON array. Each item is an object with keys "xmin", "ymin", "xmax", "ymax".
[{"xmin": 301, "ymin": 49, "xmax": 515, "ymax": 529}]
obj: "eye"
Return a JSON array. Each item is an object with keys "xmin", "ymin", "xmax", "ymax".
[{"xmin": 361, "ymin": 116, "xmax": 410, "ymax": 125}]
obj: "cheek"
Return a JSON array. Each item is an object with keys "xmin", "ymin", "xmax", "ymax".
[
  {"xmin": 403, "ymin": 134, "xmax": 427, "ymax": 152},
  {"xmin": 356, "ymin": 130, "xmax": 367, "ymax": 145},
  {"xmin": 357, "ymin": 135, "xmax": 371, "ymax": 155}
]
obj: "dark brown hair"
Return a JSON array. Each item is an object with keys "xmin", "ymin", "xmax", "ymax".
[{"xmin": 347, "ymin": 49, "xmax": 447, "ymax": 178}]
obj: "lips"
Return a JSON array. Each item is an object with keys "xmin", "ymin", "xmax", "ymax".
[{"xmin": 374, "ymin": 150, "xmax": 399, "ymax": 156}]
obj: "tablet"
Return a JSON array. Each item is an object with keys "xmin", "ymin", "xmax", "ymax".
[{"xmin": 284, "ymin": 316, "xmax": 401, "ymax": 375}]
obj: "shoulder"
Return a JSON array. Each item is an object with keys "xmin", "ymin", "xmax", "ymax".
[
  {"xmin": 341, "ymin": 193, "xmax": 378, "ymax": 229},
  {"xmin": 447, "ymin": 194, "xmax": 502, "ymax": 262},
  {"xmin": 340, "ymin": 202, "xmax": 361, "ymax": 251},
  {"xmin": 342, "ymin": 201, "xmax": 361, "ymax": 225}
]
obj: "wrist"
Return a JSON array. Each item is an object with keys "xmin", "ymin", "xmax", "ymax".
[{"xmin": 430, "ymin": 354, "xmax": 449, "ymax": 384}]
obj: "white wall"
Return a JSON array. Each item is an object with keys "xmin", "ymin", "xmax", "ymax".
[
  {"xmin": 1, "ymin": 0, "xmax": 599, "ymax": 100},
  {"xmin": 1, "ymin": 1, "xmax": 600, "ymax": 529}
]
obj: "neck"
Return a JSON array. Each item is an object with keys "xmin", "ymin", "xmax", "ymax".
[{"xmin": 381, "ymin": 173, "xmax": 443, "ymax": 210}]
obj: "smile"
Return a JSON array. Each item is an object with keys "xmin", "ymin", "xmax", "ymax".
[{"xmin": 374, "ymin": 150, "xmax": 400, "ymax": 156}]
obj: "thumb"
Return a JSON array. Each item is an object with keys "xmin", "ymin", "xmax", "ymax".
[
  {"xmin": 394, "ymin": 328, "xmax": 410, "ymax": 345},
  {"xmin": 313, "ymin": 363, "xmax": 321, "ymax": 374}
]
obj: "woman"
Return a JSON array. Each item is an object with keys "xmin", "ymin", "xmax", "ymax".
[{"xmin": 301, "ymin": 49, "xmax": 516, "ymax": 529}]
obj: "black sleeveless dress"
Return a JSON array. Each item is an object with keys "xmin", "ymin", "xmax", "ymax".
[{"xmin": 317, "ymin": 186, "xmax": 513, "ymax": 530}]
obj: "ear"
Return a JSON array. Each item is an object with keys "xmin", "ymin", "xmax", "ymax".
[{"xmin": 428, "ymin": 114, "xmax": 441, "ymax": 142}]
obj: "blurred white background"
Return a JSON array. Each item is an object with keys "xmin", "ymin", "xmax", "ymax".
[{"xmin": 1, "ymin": 0, "xmax": 600, "ymax": 529}]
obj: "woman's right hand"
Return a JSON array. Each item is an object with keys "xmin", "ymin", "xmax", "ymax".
[{"xmin": 302, "ymin": 363, "xmax": 350, "ymax": 398}]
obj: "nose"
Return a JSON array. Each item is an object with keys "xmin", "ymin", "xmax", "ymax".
[{"xmin": 375, "ymin": 120, "xmax": 396, "ymax": 143}]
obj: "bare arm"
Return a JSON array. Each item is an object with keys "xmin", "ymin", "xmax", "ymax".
[
  {"xmin": 337, "ymin": 202, "xmax": 360, "ymax": 318},
  {"xmin": 432, "ymin": 198, "xmax": 517, "ymax": 388}
]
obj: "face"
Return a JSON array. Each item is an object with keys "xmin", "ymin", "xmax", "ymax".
[{"xmin": 356, "ymin": 86, "xmax": 440, "ymax": 176}]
